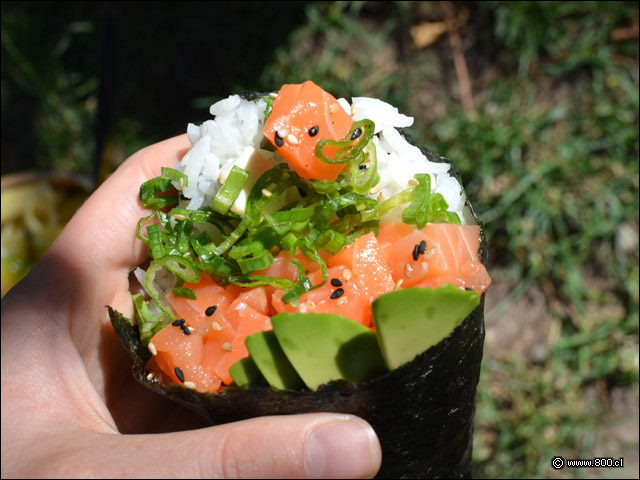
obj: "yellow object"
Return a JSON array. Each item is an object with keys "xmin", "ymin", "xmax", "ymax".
[{"xmin": 1, "ymin": 172, "xmax": 91, "ymax": 296}]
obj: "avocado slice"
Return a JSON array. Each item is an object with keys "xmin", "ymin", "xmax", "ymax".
[
  {"xmin": 229, "ymin": 356, "xmax": 264, "ymax": 389},
  {"xmin": 271, "ymin": 313, "xmax": 387, "ymax": 391},
  {"xmin": 245, "ymin": 330, "xmax": 305, "ymax": 391},
  {"xmin": 372, "ymin": 284, "xmax": 480, "ymax": 370}
]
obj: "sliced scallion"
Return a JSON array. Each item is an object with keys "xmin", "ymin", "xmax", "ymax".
[
  {"xmin": 315, "ymin": 119, "xmax": 375, "ymax": 165},
  {"xmin": 211, "ymin": 165, "xmax": 249, "ymax": 215},
  {"xmin": 161, "ymin": 167, "xmax": 189, "ymax": 187},
  {"xmin": 171, "ymin": 287, "xmax": 197, "ymax": 300}
]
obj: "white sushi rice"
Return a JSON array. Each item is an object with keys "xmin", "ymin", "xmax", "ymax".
[{"xmin": 174, "ymin": 92, "xmax": 475, "ymax": 225}]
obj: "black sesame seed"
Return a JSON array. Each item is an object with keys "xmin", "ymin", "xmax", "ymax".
[
  {"xmin": 418, "ymin": 240, "xmax": 427, "ymax": 254},
  {"xmin": 330, "ymin": 278, "xmax": 343, "ymax": 287},
  {"xmin": 181, "ymin": 324, "xmax": 191, "ymax": 336},
  {"xmin": 359, "ymin": 164, "xmax": 367, "ymax": 170},
  {"xmin": 172, "ymin": 319, "xmax": 186, "ymax": 326},
  {"xmin": 274, "ymin": 132, "xmax": 284, "ymax": 147},
  {"xmin": 174, "ymin": 367, "xmax": 185, "ymax": 383},
  {"xmin": 205, "ymin": 305, "xmax": 218, "ymax": 316},
  {"xmin": 330, "ymin": 288, "xmax": 345, "ymax": 299},
  {"xmin": 309, "ymin": 125, "xmax": 319, "ymax": 137},
  {"xmin": 412, "ymin": 244, "xmax": 420, "ymax": 261},
  {"xmin": 465, "ymin": 287, "xmax": 473, "ymax": 291},
  {"xmin": 297, "ymin": 186, "xmax": 308, "ymax": 198},
  {"xmin": 351, "ymin": 128, "xmax": 362, "ymax": 140}
]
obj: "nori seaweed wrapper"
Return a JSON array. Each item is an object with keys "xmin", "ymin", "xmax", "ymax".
[
  {"xmin": 110, "ymin": 296, "xmax": 484, "ymax": 479},
  {"xmin": 110, "ymin": 96, "xmax": 488, "ymax": 478}
]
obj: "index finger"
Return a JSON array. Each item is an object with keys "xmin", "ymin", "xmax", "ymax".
[{"xmin": 50, "ymin": 134, "xmax": 191, "ymax": 273}]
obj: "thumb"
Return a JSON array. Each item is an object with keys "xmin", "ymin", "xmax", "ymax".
[{"xmin": 104, "ymin": 413, "xmax": 381, "ymax": 478}]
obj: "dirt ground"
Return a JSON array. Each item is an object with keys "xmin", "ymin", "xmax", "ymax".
[{"xmin": 483, "ymin": 274, "xmax": 639, "ymax": 478}]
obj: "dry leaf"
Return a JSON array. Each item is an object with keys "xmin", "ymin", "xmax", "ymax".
[{"xmin": 409, "ymin": 21, "xmax": 447, "ymax": 49}]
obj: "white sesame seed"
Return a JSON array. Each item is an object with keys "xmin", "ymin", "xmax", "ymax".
[
  {"xmin": 188, "ymin": 326, "xmax": 194, "ymax": 332},
  {"xmin": 178, "ymin": 177, "xmax": 184, "ymax": 190},
  {"xmin": 277, "ymin": 127, "xmax": 290, "ymax": 138},
  {"xmin": 342, "ymin": 268, "xmax": 352, "ymax": 281},
  {"xmin": 262, "ymin": 188, "xmax": 273, "ymax": 198},
  {"xmin": 305, "ymin": 300, "xmax": 316, "ymax": 310},
  {"xmin": 211, "ymin": 321, "xmax": 222, "ymax": 332},
  {"xmin": 173, "ymin": 213, "xmax": 187, "ymax": 221},
  {"xmin": 183, "ymin": 381, "xmax": 197, "ymax": 389},
  {"xmin": 148, "ymin": 342, "xmax": 157, "ymax": 356},
  {"xmin": 351, "ymin": 104, "xmax": 356, "ymax": 116},
  {"xmin": 287, "ymin": 133, "xmax": 299, "ymax": 145},
  {"xmin": 369, "ymin": 184, "xmax": 382, "ymax": 195},
  {"xmin": 408, "ymin": 178, "xmax": 419, "ymax": 187},
  {"xmin": 424, "ymin": 247, "xmax": 436, "ymax": 260},
  {"xmin": 336, "ymin": 296, "xmax": 347, "ymax": 306},
  {"xmin": 146, "ymin": 372, "xmax": 154, "ymax": 381},
  {"xmin": 218, "ymin": 171, "xmax": 227, "ymax": 185},
  {"xmin": 269, "ymin": 92, "xmax": 278, "ymax": 98},
  {"xmin": 377, "ymin": 192, "xmax": 386, "ymax": 203},
  {"xmin": 222, "ymin": 342, "xmax": 233, "ymax": 352},
  {"xmin": 404, "ymin": 263, "xmax": 414, "ymax": 278},
  {"xmin": 395, "ymin": 279, "xmax": 404, "ymax": 290}
]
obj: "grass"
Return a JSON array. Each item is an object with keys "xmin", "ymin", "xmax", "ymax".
[{"xmin": 2, "ymin": 1, "xmax": 638, "ymax": 477}]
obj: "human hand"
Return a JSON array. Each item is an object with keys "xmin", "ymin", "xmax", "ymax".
[{"xmin": 1, "ymin": 135, "xmax": 382, "ymax": 478}]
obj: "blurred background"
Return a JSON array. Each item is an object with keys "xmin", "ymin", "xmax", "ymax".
[{"xmin": 1, "ymin": 1, "xmax": 638, "ymax": 477}]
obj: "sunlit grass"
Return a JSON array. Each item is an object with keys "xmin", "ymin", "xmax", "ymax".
[{"xmin": 2, "ymin": 1, "xmax": 638, "ymax": 477}]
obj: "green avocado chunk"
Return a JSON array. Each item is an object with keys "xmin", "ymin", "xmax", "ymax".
[
  {"xmin": 245, "ymin": 330, "xmax": 305, "ymax": 391},
  {"xmin": 271, "ymin": 313, "xmax": 387, "ymax": 391},
  {"xmin": 229, "ymin": 356, "xmax": 264, "ymax": 389},
  {"xmin": 372, "ymin": 284, "xmax": 480, "ymax": 370}
]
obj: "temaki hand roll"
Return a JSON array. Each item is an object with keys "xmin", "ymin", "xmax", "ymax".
[{"xmin": 110, "ymin": 81, "xmax": 491, "ymax": 478}]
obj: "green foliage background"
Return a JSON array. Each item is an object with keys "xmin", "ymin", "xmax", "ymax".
[{"xmin": 2, "ymin": 1, "xmax": 638, "ymax": 477}]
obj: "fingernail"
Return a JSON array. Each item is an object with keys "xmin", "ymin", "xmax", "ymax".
[{"xmin": 306, "ymin": 416, "xmax": 381, "ymax": 479}]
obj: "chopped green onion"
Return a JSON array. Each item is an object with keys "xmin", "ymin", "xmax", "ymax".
[
  {"xmin": 237, "ymin": 249, "xmax": 274, "ymax": 274},
  {"xmin": 136, "ymin": 213, "xmax": 155, "ymax": 244},
  {"xmin": 145, "ymin": 255, "xmax": 200, "ymax": 319},
  {"xmin": 315, "ymin": 119, "xmax": 375, "ymax": 165},
  {"xmin": 402, "ymin": 174, "xmax": 461, "ymax": 227},
  {"xmin": 161, "ymin": 167, "xmax": 188, "ymax": 187},
  {"xmin": 171, "ymin": 287, "xmax": 197, "ymax": 299},
  {"xmin": 296, "ymin": 238, "xmax": 328, "ymax": 289},
  {"xmin": 378, "ymin": 187, "xmax": 415, "ymax": 219},
  {"xmin": 402, "ymin": 174, "xmax": 431, "ymax": 228},
  {"xmin": 280, "ymin": 232, "xmax": 298, "ymax": 253},
  {"xmin": 228, "ymin": 274, "xmax": 295, "ymax": 290},
  {"xmin": 146, "ymin": 224, "xmax": 165, "ymax": 259},
  {"xmin": 139, "ymin": 177, "xmax": 178, "ymax": 209},
  {"xmin": 191, "ymin": 232, "xmax": 239, "ymax": 275},
  {"xmin": 132, "ymin": 293, "xmax": 166, "ymax": 346},
  {"xmin": 281, "ymin": 260, "xmax": 313, "ymax": 306},
  {"xmin": 212, "ymin": 166, "xmax": 249, "ymax": 215},
  {"xmin": 263, "ymin": 95, "xmax": 275, "ymax": 121},
  {"xmin": 307, "ymin": 192, "xmax": 377, "ymax": 245},
  {"xmin": 314, "ymin": 229, "xmax": 348, "ymax": 255},
  {"xmin": 348, "ymin": 140, "xmax": 380, "ymax": 195},
  {"xmin": 310, "ymin": 179, "xmax": 347, "ymax": 196},
  {"xmin": 263, "ymin": 208, "xmax": 315, "ymax": 235},
  {"xmin": 175, "ymin": 219, "xmax": 193, "ymax": 254}
]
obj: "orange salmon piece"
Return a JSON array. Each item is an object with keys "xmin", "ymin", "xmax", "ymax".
[
  {"xmin": 262, "ymin": 80, "xmax": 353, "ymax": 181},
  {"xmin": 272, "ymin": 234, "xmax": 394, "ymax": 327},
  {"xmin": 150, "ymin": 323, "xmax": 222, "ymax": 393},
  {"xmin": 214, "ymin": 299, "xmax": 272, "ymax": 384},
  {"xmin": 378, "ymin": 222, "xmax": 491, "ymax": 293}
]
